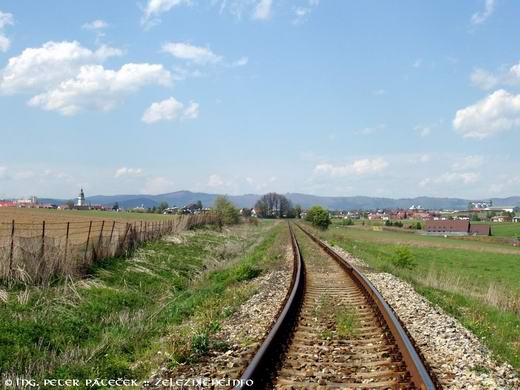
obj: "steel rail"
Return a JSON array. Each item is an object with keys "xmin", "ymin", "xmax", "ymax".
[
  {"xmin": 234, "ymin": 223, "xmax": 305, "ymax": 389},
  {"xmin": 295, "ymin": 222, "xmax": 438, "ymax": 390}
]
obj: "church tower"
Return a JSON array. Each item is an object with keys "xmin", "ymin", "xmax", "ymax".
[{"xmin": 77, "ymin": 188, "xmax": 86, "ymax": 207}]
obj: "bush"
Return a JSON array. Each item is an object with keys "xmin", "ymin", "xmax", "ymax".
[
  {"xmin": 213, "ymin": 196, "xmax": 240, "ymax": 225},
  {"xmin": 342, "ymin": 218, "xmax": 354, "ymax": 226},
  {"xmin": 306, "ymin": 206, "xmax": 331, "ymax": 230},
  {"xmin": 390, "ymin": 246, "xmax": 416, "ymax": 269}
]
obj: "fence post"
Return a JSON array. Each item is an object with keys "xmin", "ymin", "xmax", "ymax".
[
  {"xmin": 98, "ymin": 220, "xmax": 105, "ymax": 247},
  {"xmin": 64, "ymin": 222, "xmax": 70, "ymax": 267},
  {"xmin": 140, "ymin": 221, "xmax": 143, "ymax": 242},
  {"xmin": 109, "ymin": 221, "xmax": 116, "ymax": 244},
  {"xmin": 84, "ymin": 221, "xmax": 92, "ymax": 261},
  {"xmin": 40, "ymin": 221, "xmax": 46, "ymax": 260},
  {"xmin": 8, "ymin": 219, "xmax": 15, "ymax": 277}
]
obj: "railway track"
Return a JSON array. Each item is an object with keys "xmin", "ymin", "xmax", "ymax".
[{"xmin": 236, "ymin": 223, "xmax": 438, "ymax": 389}]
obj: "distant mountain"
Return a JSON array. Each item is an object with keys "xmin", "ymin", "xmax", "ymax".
[{"xmin": 37, "ymin": 191, "xmax": 520, "ymax": 211}]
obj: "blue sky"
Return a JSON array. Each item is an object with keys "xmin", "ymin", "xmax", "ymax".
[{"xmin": 1, "ymin": 0, "xmax": 520, "ymax": 199}]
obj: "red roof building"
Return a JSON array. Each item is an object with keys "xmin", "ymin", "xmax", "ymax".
[{"xmin": 425, "ymin": 220, "xmax": 491, "ymax": 236}]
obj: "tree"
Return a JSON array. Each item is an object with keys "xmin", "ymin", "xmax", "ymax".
[
  {"xmin": 213, "ymin": 196, "xmax": 240, "ymax": 225},
  {"xmin": 66, "ymin": 200, "xmax": 75, "ymax": 209},
  {"xmin": 112, "ymin": 202, "xmax": 120, "ymax": 211},
  {"xmin": 294, "ymin": 204, "xmax": 302, "ymax": 219},
  {"xmin": 196, "ymin": 200, "xmax": 203, "ymax": 210},
  {"xmin": 305, "ymin": 205, "xmax": 331, "ymax": 230},
  {"xmin": 158, "ymin": 202, "xmax": 169, "ymax": 213},
  {"xmin": 254, "ymin": 193, "xmax": 293, "ymax": 218}
]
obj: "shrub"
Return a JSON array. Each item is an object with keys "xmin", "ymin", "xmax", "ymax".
[
  {"xmin": 342, "ymin": 218, "xmax": 354, "ymax": 226},
  {"xmin": 213, "ymin": 196, "xmax": 240, "ymax": 225},
  {"xmin": 390, "ymin": 246, "xmax": 416, "ymax": 269},
  {"xmin": 305, "ymin": 206, "xmax": 331, "ymax": 230}
]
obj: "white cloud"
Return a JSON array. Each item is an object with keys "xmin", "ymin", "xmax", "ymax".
[
  {"xmin": 0, "ymin": 166, "xmax": 7, "ymax": 179},
  {"xmin": 28, "ymin": 63, "xmax": 171, "ymax": 116},
  {"xmin": 314, "ymin": 158, "xmax": 389, "ymax": 177},
  {"xmin": 253, "ymin": 0, "xmax": 272, "ymax": 20},
  {"xmin": 470, "ymin": 62, "xmax": 520, "ymax": 90},
  {"xmin": 162, "ymin": 42, "xmax": 222, "ymax": 65},
  {"xmin": 453, "ymin": 89, "xmax": 520, "ymax": 139},
  {"xmin": 355, "ymin": 124, "xmax": 386, "ymax": 135},
  {"xmin": 420, "ymin": 172, "xmax": 480, "ymax": 187},
  {"xmin": 452, "ymin": 155, "xmax": 484, "ymax": 171},
  {"xmin": 471, "ymin": 0, "xmax": 496, "ymax": 25},
  {"xmin": 0, "ymin": 41, "xmax": 122, "ymax": 94},
  {"xmin": 141, "ymin": 0, "xmax": 192, "ymax": 27},
  {"xmin": 142, "ymin": 97, "xmax": 199, "ymax": 123},
  {"xmin": 82, "ymin": 19, "xmax": 108, "ymax": 30},
  {"xmin": 142, "ymin": 97, "xmax": 183, "ymax": 123},
  {"xmin": 292, "ymin": 0, "xmax": 319, "ymax": 24},
  {"xmin": 143, "ymin": 176, "xmax": 174, "ymax": 194},
  {"xmin": 183, "ymin": 101, "xmax": 199, "ymax": 119},
  {"xmin": 0, "ymin": 10, "xmax": 14, "ymax": 52},
  {"xmin": 413, "ymin": 58, "xmax": 422, "ymax": 68},
  {"xmin": 115, "ymin": 167, "xmax": 143, "ymax": 178},
  {"xmin": 0, "ymin": 35, "xmax": 9, "ymax": 52},
  {"xmin": 207, "ymin": 174, "xmax": 225, "ymax": 187},
  {"xmin": 231, "ymin": 56, "xmax": 249, "ymax": 67},
  {"xmin": 373, "ymin": 89, "xmax": 386, "ymax": 96},
  {"xmin": 415, "ymin": 125, "xmax": 431, "ymax": 137}
]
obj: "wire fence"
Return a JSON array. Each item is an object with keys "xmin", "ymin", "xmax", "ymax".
[{"xmin": 0, "ymin": 213, "xmax": 219, "ymax": 285}]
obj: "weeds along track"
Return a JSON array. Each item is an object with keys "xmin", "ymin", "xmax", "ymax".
[{"xmin": 237, "ymin": 223, "xmax": 438, "ymax": 389}]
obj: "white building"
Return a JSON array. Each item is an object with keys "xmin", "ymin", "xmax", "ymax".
[{"xmin": 76, "ymin": 188, "xmax": 86, "ymax": 207}]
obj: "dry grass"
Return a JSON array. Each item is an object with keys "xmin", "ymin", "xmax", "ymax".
[
  {"xmin": 0, "ymin": 213, "xmax": 219, "ymax": 285},
  {"xmin": 416, "ymin": 264, "xmax": 520, "ymax": 315}
]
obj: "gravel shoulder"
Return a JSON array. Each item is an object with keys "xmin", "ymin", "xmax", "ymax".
[
  {"xmin": 330, "ymin": 243, "xmax": 520, "ymax": 390},
  {"xmin": 149, "ymin": 244, "xmax": 293, "ymax": 389}
]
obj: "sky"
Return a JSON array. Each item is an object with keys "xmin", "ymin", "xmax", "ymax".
[{"xmin": 1, "ymin": 0, "xmax": 520, "ymax": 199}]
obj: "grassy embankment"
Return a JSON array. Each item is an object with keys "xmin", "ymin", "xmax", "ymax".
[
  {"xmin": 311, "ymin": 223, "xmax": 520, "ymax": 374},
  {"xmin": 0, "ymin": 220, "xmax": 288, "ymax": 385}
]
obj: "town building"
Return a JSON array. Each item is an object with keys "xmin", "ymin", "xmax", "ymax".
[{"xmin": 424, "ymin": 220, "xmax": 491, "ymax": 236}]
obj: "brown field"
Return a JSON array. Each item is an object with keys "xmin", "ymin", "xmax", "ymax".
[{"xmin": 0, "ymin": 208, "xmax": 218, "ymax": 285}]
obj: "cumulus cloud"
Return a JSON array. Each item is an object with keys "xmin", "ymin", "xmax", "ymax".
[
  {"xmin": 470, "ymin": 62, "xmax": 520, "ymax": 90},
  {"xmin": 207, "ymin": 174, "xmax": 225, "ymax": 187},
  {"xmin": 0, "ymin": 10, "xmax": 14, "ymax": 52},
  {"xmin": 292, "ymin": 0, "xmax": 320, "ymax": 24},
  {"xmin": 471, "ymin": 0, "xmax": 496, "ymax": 25},
  {"xmin": 453, "ymin": 89, "xmax": 520, "ymax": 139},
  {"xmin": 0, "ymin": 41, "xmax": 122, "ymax": 94},
  {"xmin": 420, "ymin": 172, "xmax": 480, "ymax": 187},
  {"xmin": 142, "ymin": 97, "xmax": 199, "ymax": 123},
  {"xmin": 82, "ymin": 19, "xmax": 108, "ymax": 30},
  {"xmin": 231, "ymin": 56, "xmax": 249, "ymax": 67},
  {"xmin": 452, "ymin": 155, "xmax": 484, "ymax": 171},
  {"xmin": 115, "ymin": 167, "xmax": 143, "ymax": 178},
  {"xmin": 141, "ymin": 0, "xmax": 192, "ymax": 27},
  {"xmin": 314, "ymin": 158, "xmax": 389, "ymax": 177},
  {"xmin": 162, "ymin": 42, "xmax": 222, "ymax": 65},
  {"xmin": 28, "ymin": 63, "xmax": 171, "ymax": 116},
  {"xmin": 253, "ymin": 0, "xmax": 272, "ymax": 20}
]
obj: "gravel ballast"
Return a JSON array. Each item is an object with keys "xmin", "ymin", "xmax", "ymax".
[
  {"xmin": 150, "ymin": 245, "xmax": 293, "ymax": 389},
  {"xmin": 330, "ymin": 243, "xmax": 520, "ymax": 390}
]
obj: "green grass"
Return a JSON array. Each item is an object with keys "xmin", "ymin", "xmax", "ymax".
[
  {"xmin": 474, "ymin": 221, "xmax": 520, "ymax": 238},
  {"xmin": 311, "ymin": 223, "xmax": 520, "ymax": 374},
  {"xmin": 0, "ymin": 220, "xmax": 285, "ymax": 385}
]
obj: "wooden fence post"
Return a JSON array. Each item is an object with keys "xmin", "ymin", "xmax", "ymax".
[
  {"xmin": 8, "ymin": 219, "xmax": 15, "ymax": 276},
  {"xmin": 98, "ymin": 220, "xmax": 105, "ymax": 247},
  {"xmin": 64, "ymin": 222, "xmax": 70, "ymax": 267},
  {"xmin": 140, "ymin": 221, "xmax": 143, "ymax": 242},
  {"xmin": 109, "ymin": 221, "xmax": 116, "ymax": 244},
  {"xmin": 84, "ymin": 221, "xmax": 92, "ymax": 261},
  {"xmin": 40, "ymin": 221, "xmax": 46, "ymax": 260}
]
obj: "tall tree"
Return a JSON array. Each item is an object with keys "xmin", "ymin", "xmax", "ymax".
[{"xmin": 254, "ymin": 193, "xmax": 293, "ymax": 218}]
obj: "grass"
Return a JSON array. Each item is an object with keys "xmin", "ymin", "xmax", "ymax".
[
  {"xmin": 311, "ymin": 223, "xmax": 520, "ymax": 374},
  {"xmin": 0, "ymin": 220, "xmax": 286, "ymax": 385}
]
